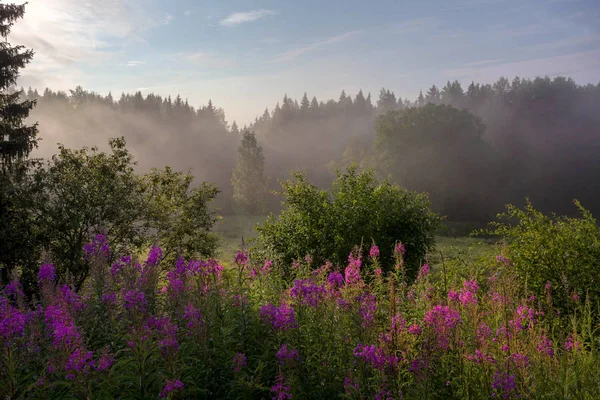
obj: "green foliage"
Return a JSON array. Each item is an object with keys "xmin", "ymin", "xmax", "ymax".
[
  {"xmin": 34, "ymin": 137, "xmax": 146, "ymax": 289},
  {"xmin": 0, "ymin": 2, "xmax": 38, "ymax": 168},
  {"xmin": 142, "ymin": 166, "xmax": 220, "ymax": 264},
  {"xmin": 255, "ymin": 165, "xmax": 442, "ymax": 275},
  {"xmin": 486, "ymin": 199, "xmax": 600, "ymax": 309},
  {"xmin": 231, "ymin": 131, "xmax": 268, "ymax": 215}
]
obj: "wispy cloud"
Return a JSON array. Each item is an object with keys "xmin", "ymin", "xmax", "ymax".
[
  {"xmin": 184, "ymin": 10, "xmax": 193, "ymax": 17},
  {"xmin": 442, "ymin": 49, "xmax": 600, "ymax": 82},
  {"xmin": 274, "ymin": 30, "xmax": 362, "ymax": 62},
  {"xmin": 162, "ymin": 13, "xmax": 174, "ymax": 25},
  {"xmin": 220, "ymin": 10, "xmax": 275, "ymax": 27},
  {"xmin": 126, "ymin": 60, "xmax": 146, "ymax": 67},
  {"xmin": 9, "ymin": 0, "xmax": 166, "ymax": 89},
  {"xmin": 463, "ymin": 58, "xmax": 504, "ymax": 67}
]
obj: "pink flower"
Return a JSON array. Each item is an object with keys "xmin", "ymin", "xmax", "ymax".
[
  {"xmin": 233, "ymin": 353, "xmax": 247, "ymax": 373},
  {"xmin": 159, "ymin": 379, "xmax": 184, "ymax": 398},
  {"xmin": 369, "ymin": 245, "xmax": 380, "ymax": 259}
]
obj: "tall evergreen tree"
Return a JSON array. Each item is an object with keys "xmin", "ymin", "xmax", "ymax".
[
  {"xmin": 300, "ymin": 92, "xmax": 310, "ymax": 111},
  {"xmin": 231, "ymin": 131, "xmax": 268, "ymax": 214},
  {"xmin": 0, "ymin": 2, "xmax": 38, "ymax": 168}
]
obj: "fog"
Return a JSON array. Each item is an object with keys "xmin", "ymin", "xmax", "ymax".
[{"xmin": 24, "ymin": 75, "xmax": 600, "ymax": 221}]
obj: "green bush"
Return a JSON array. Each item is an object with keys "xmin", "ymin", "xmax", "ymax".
[
  {"xmin": 255, "ymin": 166, "xmax": 442, "ymax": 275},
  {"xmin": 487, "ymin": 199, "xmax": 600, "ymax": 309}
]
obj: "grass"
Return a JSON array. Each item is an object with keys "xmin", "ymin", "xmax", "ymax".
[{"xmin": 215, "ymin": 215, "xmax": 498, "ymax": 265}]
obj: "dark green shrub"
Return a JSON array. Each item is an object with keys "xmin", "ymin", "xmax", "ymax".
[
  {"xmin": 487, "ymin": 200, "xmax": 600, "ymax": 309},
  {"xmin": 255, "ymin": 166, "xmax": 442, "ymax": 275}
]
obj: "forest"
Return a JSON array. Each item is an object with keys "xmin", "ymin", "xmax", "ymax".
[{"xmin": 2, "ymin": 2, "xmax": 600, "ymax": 399}]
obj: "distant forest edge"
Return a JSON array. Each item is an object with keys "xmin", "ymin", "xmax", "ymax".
[{"xmin": 22, "ymin": 76, "xmax": 600, "ymax": 222}]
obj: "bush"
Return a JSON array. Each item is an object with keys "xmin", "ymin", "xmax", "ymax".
[
  {"xmin": 486, "ymin": 199, "xmax": 600, "ymax": 309},
  {"xmin": 255, "ymin": 166, "xmax": 442, "ymax": 276}
]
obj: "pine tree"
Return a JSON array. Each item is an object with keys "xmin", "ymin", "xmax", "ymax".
[
  {"xmin": 300, "ymin": 92, "xmax": 310, "ymax": 111},
  {"xmin": 425, "ymin": 85, "xmax": 441, "ymax": 104},
  {"xmin": 417, "ymin": 91, "xmax": 425, "ymax": 107},
  {"xmin": 231, "ymin": 131, "xmax": 268, "ymax": 214},
  {"xmin": 0, "ymin": 3, "xmax": 38, "ymax": 169},
  {"xmin": 231, "ymin": 121, "xmax": 239, "ymax": 135}
]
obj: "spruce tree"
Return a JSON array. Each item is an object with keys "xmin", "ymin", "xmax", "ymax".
[
  {"xmin": 0, "ymin": 2, "xmax": 38, "ymax": 168},
  {"xmin": 231, "ymin": 131, "xmax": 268, "ymax": 214}
]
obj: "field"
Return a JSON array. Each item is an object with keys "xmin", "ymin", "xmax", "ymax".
[{"xmin": 214, "ymin": 215, "xmax": 497, "ymax": 266}]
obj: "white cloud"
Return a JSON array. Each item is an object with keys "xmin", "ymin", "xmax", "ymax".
[
  {"xmin": 162, "ymin": 13, "xmax": 174, "ymax": 25},
  {"xmin": 274, "ymin": 31, "xmax": 362, "ymax": 62},
  {"xmin": 184, "ymin": 10, "xmax": 193, "ymax": 17},
  {"xmin": 463, "ymin": 58, "xmax": 504, "ymax": 67},
  {"xmin": 8, "ymin": 0, "xmax": 168, "ymax": 90},
  {"xmin": 126, "ymin": 60, "xmax": 146, "ymax": 67},
  {"xmin": 220, "ymin": 10, "xmax": 275, "ymax": 27}
]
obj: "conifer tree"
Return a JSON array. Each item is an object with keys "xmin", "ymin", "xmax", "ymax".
[
  {"xmin": 231, "ymin": 131, "xmax": 268, "ymax": 214},
  {"xmin": 0, "ymin": 2, "xmax": 38, "ymax": 168}
]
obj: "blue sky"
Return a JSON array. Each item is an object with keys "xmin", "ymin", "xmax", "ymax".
[{"xmin": 10, "ymin": 0, "xmax": 600, "ymax": 125}]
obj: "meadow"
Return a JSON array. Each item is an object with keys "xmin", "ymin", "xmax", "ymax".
[{"xmin": 3, "ymin": 211, "xmax": 598, "ymax": 399}]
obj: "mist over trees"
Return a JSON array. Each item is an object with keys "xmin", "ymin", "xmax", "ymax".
[{"xmin": 21, "ymin": 76, "xmax": 600, "ymax": 222}]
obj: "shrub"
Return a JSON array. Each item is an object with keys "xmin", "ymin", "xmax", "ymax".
[
  {"xmin": 255, "ymin": 166, "xmax": 442, "ymax": 276},
  {"xmin": 486, "ymin": 199, "xmax": 600, "ymax": 310}
]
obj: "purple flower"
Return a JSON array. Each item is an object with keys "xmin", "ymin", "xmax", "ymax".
[
  {"xmin": 354, "ymin": 343, "xmax": 398, "ymax": 371},
  {"xmin": 4, "ymin": 280, "xmax": 24, "ymax": 298},
  {"xmin": 38, "ymin": 263, "xmax": 56, "ymax": 282},
  {"xmin": 183, "ymin": 304, "xmax": 203, "ymax": 330},
  {"xmin": 66, "ymin": 348, "xmax": 94, "ymax": 374},
  {"xmin": 510, "ymin": 353, "xmax": 530, "ymax": 369},
  {"xmin": 492, "ymin": 371, "xmax": 517, "ymax": 399},
  {"xmin": 146, "ymin": 246, "xmax": 163, "ymax": 266},
  {"xmin": 344, "ymin": 253, "xmax": 362, "ymax": 286},
  {"xmin": 0, "ymin": 301, "xmax": 26, "ymax": 343},
  {"xmin": 96, "ymin": 352, "xmax": 114, "ymax": 371},
  {"xmin": 538, "ymin": 335, "xmax": 554, "ymax": 357},
  {"xmin": 262, "ymin": 260, "xmax": 273, "ymax": 274},
  {"xmin": 276, "ymin": 344, "xmax": 299, "ymax": 366},
  {"xmin": 289, "ymin": 279, "xmax": 325, "ymax": 307},
  {"xmin": 44, "ymin": 304, "xmax": 81, "ymax": 348},
  {"xmin": 260, "ymin": 303, "xmax": 297, "ymax": 331},
  {"xmin": 357, "ymin": 292, "xmax": 377, "ymax": 328},
  {"xmin": 343, "ymin": 376, "xmax": 359, "ymax": 394},
  {"xmin": 146, "ymin": 316, "xmax": 179, "ymax": 355},
  {"xmin": 233, "ymin": 353, "xmax": 247, "ymax": 373},
  {"xmin": 495, "ymin": 255, "xmax": 513, "ymax": 266},
  {"xmin": 565, "ymin": 336, "xmax": 581, "ymax": 352},
  {"xmin": 394, "ymin": 242, "xmax": 406, "ymax": 256},
  {"xmin": 123, "ymin": 290, "xmax": 147, "ymax": 312},
  {"xmin": 408, "ymin": 324, "xmax": 422, "ymax": 335},
  {"xmin": 423, "ymin": 305, "xmax": 461, "ymax": 350},
  {"xmin": 327, "ymin": 272, "xmax": 344, "ymax": 290},
  {"xmin": 234, "ymin": 250, "xmax": 248, "ymax": 265},
  {"xmin": 369, "ymin": 245, "xmax": 380, "ymax": 259},
  {"xmin": 419, "ymin": 264, "xmax": 430, "ymax": 277},
  {"xmin": 271, "ymin": 374, "xmax": 292, "ymax": 400},
  {"xmin": 448, "ymin": 291, "xmax": 460, "ymax": 302},
  {"xmin": 83, "ymin": 234, "xmax": 110, "ymax": 260},
  {"xmin": 159, "ymin": 379, "xmax": 184, "ymax": 398},
  {"xmin": 101, "ymin": 292, "xmax": 116, "ymax": 304}
]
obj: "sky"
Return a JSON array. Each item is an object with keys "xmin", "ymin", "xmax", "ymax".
[{"xmin": 8, "ymin": 0, "xmax": 600, "ymax": 126}]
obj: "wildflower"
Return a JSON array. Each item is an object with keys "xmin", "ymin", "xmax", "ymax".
[
  {"xmin": 101, "ymin": 292, "xmax": 116, "ymax": 304},
  {"xmin": 183, "ymin": 304, "xmax": 203, "ymax": 331},
  {"xmin": 564, "ymin": 336, "xmax": 581, "ymax": 352},
  {"xmin": 146, "ymin": 246, "xmax": 163, "ymax": 266},
  {"xmin": 491, "ymin": 371, "xmax": 517, "ymax": 399},
  {"xmin": 408, "ymin": 358, "xmax": 428, "ymax": 381},
  {"xmin": 0, "ymin": 301, "xmax": 26, "ymax": 343},
  {"xmin": 345, "ymin": 253, "xmax": 362, "ymax": 286},
  {"xmin": 476, "ymin": 323, "xmax": 492, "ymax": 343},
  {"xmin": 260, "ymin": 303, "xmax": 297, "ymax": 331},
  {"xmin": 545, "ymin": 281, "xmax": 551, "ymax": 292},
  {"xmin": 459, "ymin": 290, "xmax": 477, "ymax": 306},
  {"xmin": 408, "ymin": 324, "xmax": 422, "ymax": 335},
  {"xmin": 38, "ymin": 263, "xmax": 56, "ymax": 282},
  {"xmin": 571, "ymin": 292, "xmax": 580, "ymax": 303},
  {"xmin": 423, "ymin": 305, "xmax": 461, "ymax": 350},
  {"xmin": 262, "ymin": 260, "xmax": 273, "ymax": 274},
  {"xmin": 357, "ymin": 292, "xmax": 377, "ymax": 328},
  {"xmin": 353, "ymin": 343, "xmax": 398, "ymax": 371},
  {"xmin": 83, "ymin": 234, "xmax": 110, "ymax": 260},
  {"xmin": 233, "ymin": 294, "xmax": 247, "ymax": 307},
  {"xmin": 271, "ymin": 374, "xmax": 292, "ymax": 400},
  {"xmin": 448, "ymin": 291, "xmax": 460, "ymax": 302},
  {"xmin": 147, "ymin": 316, "xmax": 179, "ymax": 355},
  {"xmin": 369, "ymin": 245, "xmax": 380, "ymax": 259},
  {"xmin": 495, "ymin": 255, "xmax": 513, "ymax": 266},
  {"xmin": 466, "ymin": 349, "xmax": 495, "ymax": 364},
  {"xmin": 374, "ymin": 268, "xmax": 383, "ymax": 277},
  {"xmin": 327, "ymin": 271, "xmax": 344, "ymax": 290},
  {"xmin": 66, "ymin": 348, "xmax": 94, "ymax": 374},
  {"xmin": 276, "ymin": 344, "xmax": 299, "ymax": 366},
  {"xmin": 96, "ymin": 351, "xmax": 114, "ymax": 371},
  {"xmin": 375, "ymin": 388, "xmax": 393, "ymax": 400},
  {"xmin": 233, "ymin": 353, "xmax": 247, "ymax": 373},
  {"xmin": 290, "ymin": 279, "xmax": 326, "ymax": 307},
  {"xmin": 305, "ymin": 254, "xmax": 312, "ymax": 264},
  {"xmin": 234, "ymin": 250, "xmax": 248, "ymax": 265},
  {"xmin": 4, "ymin": 280, "xmax": 24, "ymax": 299},
  {"xmin": 419, "ymin": 264, "xmax": 430, "ymax": 278},
  {"xmin": 537, "ymin": 335, "xmax": 554, "ymax": 357},
  {"xmin": 123, "ymin": 290, "xmax": 147, "ymax": 312},
  {"xmin": 394, "ymin": 242, "xmax": 406, "ymax": 256},
  {"xmin": 343, "ymin": 376, "xmax": 359, "ymax": 394},
  {"xmin": 159, "ymin": 379, "xmax": 184, "ymax": 398},
  {"xmin": 510, "ymin": 353, "xmax": 530, "ymax": 369},
  {"xmin": 44, "ymin": 304, "xmax": 81, "ymax": 348}
]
